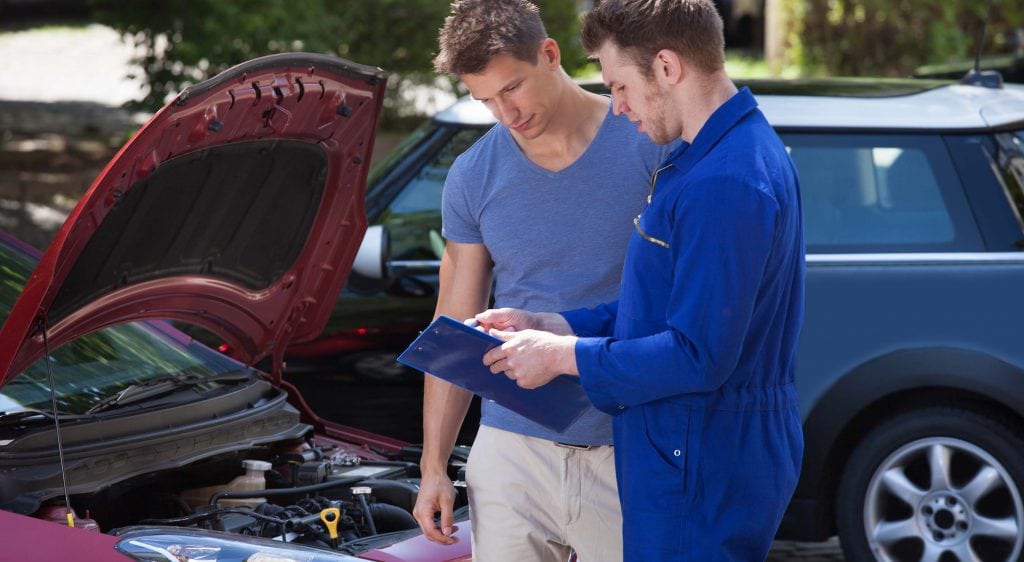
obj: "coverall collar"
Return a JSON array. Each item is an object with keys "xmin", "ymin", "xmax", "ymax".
[{"xmin": 662, "ymin": 86, "xmax": 759, "ymax": 174}]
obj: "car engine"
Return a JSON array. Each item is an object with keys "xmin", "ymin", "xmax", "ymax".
[{"xmin": 27, "ymin": 435, "xmax": 466, "ymax": 555}]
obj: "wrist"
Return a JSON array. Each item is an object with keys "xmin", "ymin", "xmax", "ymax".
[
  {"xmin": 540, "ymin": 312, "xmax": 572, "ymax": 335},
  {"xmin": 420, "ymin": 461, "xmax": 449, "ymax": 477},
  {"xmin": 419, "ymin": 448, "xmax": 450, "ymax": 475},
  {"xmin": 562, "ymin": 335, "xmax": 579, "ymax": 375}
]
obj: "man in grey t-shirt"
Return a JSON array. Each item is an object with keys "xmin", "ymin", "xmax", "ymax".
[{"xmin": 411, "ymin": 2, "xmax": 672, "ymax": 560}]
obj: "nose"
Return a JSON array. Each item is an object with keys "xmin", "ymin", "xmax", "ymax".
[
  {"xmin": 494, "ymin": 98, "xmax": 518, "ymax": 126},
  {"xmin": 611, "ymin": 94, "xmax": 628, "ymax": 117}
]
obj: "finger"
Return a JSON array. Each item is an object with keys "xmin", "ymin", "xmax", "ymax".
[
  {"xmin": 413, "ymin": 503, "xmax": 449, "ymax": 544},
  {"xmin": 440, "ymin": 499, "xmax": 455, "ymax": 539},
  {"xmin": 489, "ymin": 359, "xmax": 508, "ymax": 375},
  {"xmin": 477, "ymin": 308, "xmax": 517, "ymax": 330},
  {"xmin": 473, "ymin": 309, "xmax": 499, "ymax": 329},
  {"xmin": 482, "ymin": 347, "xmax": 506, "ymax": 367},
  {"xmin": 466, "ymin": 316, "xmax": 492, "ymax": 333},
  {"xmin": 489, "ymin": 328, "xmax": 516, "ymax": 341}
]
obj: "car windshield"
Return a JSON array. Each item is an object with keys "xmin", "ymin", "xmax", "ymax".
[{"xmin": 0, "ymin": 237, "xmax": 242, "ymax": 415}]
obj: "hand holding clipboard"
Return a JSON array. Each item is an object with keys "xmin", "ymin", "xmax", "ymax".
[{"xmin": 397, "ymin": 316, "xmax": 590, "ymax": 431}]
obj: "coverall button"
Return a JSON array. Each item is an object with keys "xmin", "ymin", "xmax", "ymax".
[
  {"xmin": 673, "ymin": 449, "xmax": 681, "ymax": 457},
  {"xmin": 618, "ymin": 405, "xmax": 625, "ymax": 410}
]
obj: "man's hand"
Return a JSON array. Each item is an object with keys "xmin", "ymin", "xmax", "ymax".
[
  {"xmin": 483, "ymin": 329, "xmax": 579, "ymax": 389},
  {"xmin": 411, "ymin": 472, "xmax": 460, "ymax": 545},
  {"xmin": 475, "ymin": 308, "xmax": 574, "ymax": 335}
]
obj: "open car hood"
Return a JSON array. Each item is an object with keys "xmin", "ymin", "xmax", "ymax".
[{"xmin": 0, "ymin": 53, "xmax": 387, "ymax": 385}]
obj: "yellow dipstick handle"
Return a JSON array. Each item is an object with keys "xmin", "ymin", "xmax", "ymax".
[
  {"xmin": 66, "ymin": 512, "xmax": 75, "ymax": 528},
  {"xmin": 320, "ymin": 507, "xmax": 340, "ymax": 540}
]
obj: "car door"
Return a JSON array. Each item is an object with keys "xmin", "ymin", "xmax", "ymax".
[{"xmin": 777, "ymin": 129, "xmax": 1024, "ymax": 561}]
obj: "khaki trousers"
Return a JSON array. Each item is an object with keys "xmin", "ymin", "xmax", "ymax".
[{"xmin": 466, "ymin": 425, "xmax": 622, "ymax": 562}]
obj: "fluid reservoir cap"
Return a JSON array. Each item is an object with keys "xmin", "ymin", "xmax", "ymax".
[{"xmin": 243, "ymin": 459, "xmax": 272, "ymax": 471}]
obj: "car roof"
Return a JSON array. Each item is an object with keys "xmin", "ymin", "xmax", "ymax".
[{"xmin": 433, "ymin": 79, "xmax": 1024, "ymax": 132}]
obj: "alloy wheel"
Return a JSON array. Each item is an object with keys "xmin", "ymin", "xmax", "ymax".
[{"xmin": 864, "ymin": 436, "xmax": 1023, "ymax": 561}]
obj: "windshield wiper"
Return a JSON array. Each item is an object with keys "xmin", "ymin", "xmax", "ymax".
[
  {"xmin": 0, "ymin": 409, "xmax": 94, "ymax": 427},
  {"xmin": 86, "ymin": 370, "xmax": 252, "ymax": 415}
]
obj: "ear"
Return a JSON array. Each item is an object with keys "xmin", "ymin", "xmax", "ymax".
[
  {"xmin": 539, "ymin": 38, "xmax": 561, "ymax": 69},
  {"xmin": 653, "ymin": 48, "xmax": 685, "ymax": 85}
]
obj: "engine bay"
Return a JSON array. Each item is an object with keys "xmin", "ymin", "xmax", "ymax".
[{"xmin": 28, "ymin": 435, "xmax": 468, "ymax": 556}]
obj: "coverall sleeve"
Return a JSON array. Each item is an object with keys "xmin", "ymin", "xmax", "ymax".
[
  {"xmin": 561, "ymin": 301, "xmax": 619, "ymax": 337},
  {"xmin": 575, "ymin": 175, "xmax": 779, "ymax": 412}
]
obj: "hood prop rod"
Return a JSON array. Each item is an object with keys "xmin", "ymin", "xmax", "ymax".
[{"xmin": 38, "ymin": 319, "xmax": 75, "ymax": 528}]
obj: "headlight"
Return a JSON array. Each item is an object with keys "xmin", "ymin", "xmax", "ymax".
[{"xmin": 114, "ymin": 527, "xmax": 368, "ymax": 562}]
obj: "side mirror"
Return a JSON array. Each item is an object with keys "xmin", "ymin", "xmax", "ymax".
[{"xmin": 352, "ymin": 224, "xmax": 391, "ymax": 280}]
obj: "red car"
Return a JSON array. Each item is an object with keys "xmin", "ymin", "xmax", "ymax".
[{"xmin": 0, "ymin": 53, "xmax": 470, "ymax": 561}]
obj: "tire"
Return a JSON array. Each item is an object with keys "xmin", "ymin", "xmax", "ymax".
[{"xmin": 836, "ymin": 407, "xmax": 1024, "ymax": 562}]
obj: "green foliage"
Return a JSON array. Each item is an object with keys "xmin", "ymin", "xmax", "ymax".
[
  {"xmin": 89, "ymin": 0, "xmax": 587, "ymax": 125},
  {"xmin": 781, "ymin": 0, "xmax": 1023, "ymax": 77},
  {"xmin": 535, "ymin": 0, "xmax": 588, "ymax": 76}
]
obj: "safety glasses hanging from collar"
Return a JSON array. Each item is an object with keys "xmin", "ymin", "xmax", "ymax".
[{"xmin": 633, "ymin": 164, "xmax": 672, "ymax": 249}]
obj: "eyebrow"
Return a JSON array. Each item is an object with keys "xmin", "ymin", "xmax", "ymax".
[
  {"xmin": 501, "ymin": 78, "xmax": 523, "ymax": 93},
  {"xmin": 472, "ymin": 77, "xmax": 524, "ymax": 102}
]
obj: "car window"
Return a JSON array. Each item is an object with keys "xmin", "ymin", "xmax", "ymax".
[
  {"xmin": 783, "ymin": 134, "xmax": 983, "ymax": 253},
  {"xmin": 0, "ymin": 239, "xmax": 241, "ymax": 414},
  {"xmin": 993, "ymin": 130, "xmax": 1024, "ymax": 232},
  {"xmin": 377, "ymin": 128, "xmax": 486, "ymax": 261}
]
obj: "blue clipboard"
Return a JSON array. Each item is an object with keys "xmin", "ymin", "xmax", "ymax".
[{"xmin": 397, "ymin": 315, "xmax": 591, "ymax": 432}]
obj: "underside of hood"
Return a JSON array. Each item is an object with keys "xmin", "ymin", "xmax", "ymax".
[{"xmin": 0, "ymin": 53, "xmax": 388, "ymax": 384}]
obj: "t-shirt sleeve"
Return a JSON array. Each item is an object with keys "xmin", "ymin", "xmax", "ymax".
[{"xmin": 440, "ymin": 155, "xmax": 483, "ymax": 244}]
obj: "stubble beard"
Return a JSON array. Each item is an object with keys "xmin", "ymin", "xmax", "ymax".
[{"xmin": 642, "ymin": 82, "xmax": 677, "ymax": 145}]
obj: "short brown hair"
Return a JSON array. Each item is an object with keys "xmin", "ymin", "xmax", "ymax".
[
  {"xmin": 581, "ymin": 0, "xmax": 725, "ymax": 76},
  {"xmin": 434, "ymin": 0, "xmax": 549, "ymax": 75}
]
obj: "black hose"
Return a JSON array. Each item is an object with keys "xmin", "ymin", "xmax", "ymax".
[
  {"xmin": 140, "ymin": 508, "xmax": 286, "ymax": 526},
  {"xmin": 357, "ymin": 494, "xmax": 378, "ymax": 535},
  {"xmin": 209, "ymin": 476, "xmax": 363, "ymax": 506},
  {"xmin": 368, "ymin": 502, "xmax": 418, "ymax": 533}
]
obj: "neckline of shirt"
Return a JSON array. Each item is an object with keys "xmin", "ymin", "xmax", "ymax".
[{"xmin": 498, "ymin": 101, "xmax": 616, "ymax": 179}]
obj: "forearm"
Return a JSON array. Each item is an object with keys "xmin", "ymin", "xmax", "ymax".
[
  {"xmin": 576, "ymin": 330, "xmax": 728, "ymax": 410},
  {"xmin": 420, "ymin": 241, "xmax": 492, "ymax": 475},
  {"xmin": 420, "ymin": 376, "xmax": 473, "ymax": 475}
]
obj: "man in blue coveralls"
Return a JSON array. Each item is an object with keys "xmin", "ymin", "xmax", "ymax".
[{"xmin": 475, "ymin": 0, "xmax": 805, "ymax": 559}]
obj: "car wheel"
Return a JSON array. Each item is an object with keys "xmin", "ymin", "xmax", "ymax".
[{"xmin": 837, "ymin": 407, "xmax": 1024, "ymax": 562}]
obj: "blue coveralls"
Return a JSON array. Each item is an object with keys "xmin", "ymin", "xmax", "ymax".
[{"xmin": 562, "ymin": 88, "xmax": 805, "ymax": 561}]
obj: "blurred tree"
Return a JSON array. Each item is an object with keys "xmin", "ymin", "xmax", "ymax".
[
  {"xmin": 89, "ymin": 0, "xmax": 587, "ymax": 127},
  {"xmin": 779, "ymin": 0, "xmax": 1023, "ymax": 78}
]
